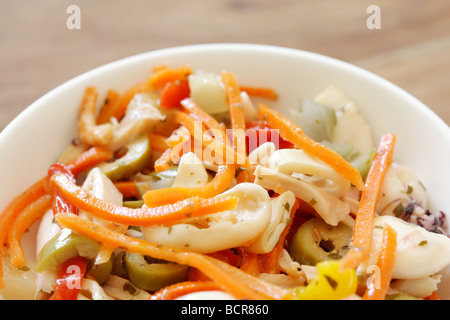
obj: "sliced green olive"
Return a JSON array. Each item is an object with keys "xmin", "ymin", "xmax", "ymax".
[
  {"xmin": 101, "ymin": 134, "xmax": 152, "ymax": 181},
  {"xmin": 123, "ymin": 200, "xmax": 145, "ymax": 208},
  {"xmin": 124, "ymin": 252, "xmax": 189, "ymax": 292},
  {"xmin": 87, "ymin": 258, "xmax": 113, "ymax": 285},
  {"xmin": 288, "ymin": 218, "xmax": 353, "ymax": 266},
  {"xmin": 385, "ymin": 293, "xmax": 420, "ymax": 300},
  {"xmin": 36, "ymin": 228, "xmax": 100, "ymax": 273},
  {"xmin": 111, "ymin": 251, "xmax": 128, "ymax": 278}
]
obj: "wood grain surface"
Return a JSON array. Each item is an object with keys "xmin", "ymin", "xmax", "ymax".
[{"xmin": 1, "ymin": 0, "xmax": 449, "ymax": 132}]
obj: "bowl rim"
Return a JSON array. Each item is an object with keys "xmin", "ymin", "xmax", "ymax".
[{"xmin": 2, "ymin": 43, "xmax": 449, "ymax": 141}]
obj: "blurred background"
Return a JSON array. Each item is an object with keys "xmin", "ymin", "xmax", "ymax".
[{"xmin": 1, "ymin": 0, "xmax": 449, "ymax": 132}]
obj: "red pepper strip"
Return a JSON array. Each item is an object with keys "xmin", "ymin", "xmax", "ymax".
[
  {"xmin": 159, "ymin": 79, "xmax": 190, "ymax": 109},
  {"xmin": 50, "ymin": 256, "xmax": 88, "ymax": 300},
  {"xmin": 47, "ymin": 163, "xmax": 78, "ymax": 216}
]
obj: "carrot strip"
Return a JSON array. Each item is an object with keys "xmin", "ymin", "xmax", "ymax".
[
  {"xmin": 51, "ymin": 173, "xmax": 237, "ymax": 226},
  {"xmin": 180, "ymin": 98, "xmax": 223, "ymax": 132},
  {"xmin": 363, "ymin": 224, "xmax": 397, "ymax": 300},
  {"xmin": 147, "ymin": 65, "xmax": 192, "ymax": 90},
  {"xmin": 147, "ymin": 132, "xmax": 170, "ymax": 153},
  {"xmin": 55, "ymin": 212, "xmax": 289, "ymax": 300},
  {"xmin": 222, "ymin": 71, "xmax": 245, "ymax": 132},
  {"xmin": 114, "ymin": 181, "xmax": 141, "ymax": 199},
  {"xmin": 222, "ymin": 71, "xmax": 251, "ymax": 183},
  {"xmin": 150, "ymin": 281, "xmax": 223, "ymax": 300},
  {"xmin": 260, "ymin": 198, "xmax": 299, "ymax": 274},
  {"xmin": 66, "ymin": 146, "xmax": 113, "ymax": 176},
  {"xmin": 7, "ymin": 194, "xmax": 52, "ymax": 269},
  {"xmin": 258, "ymin": 102, "xmax": 364, "ymax": 190},
  {"xmin": 96, "ymin": 89, "xmax": 120, "ymax": 124},
  {"xmin": 237, "ymin": 247, "xmax": 260, "ymax": 277},
  {"xmin": 239, "ymin": 85, "xmax": 278, "ymax": 100},
  {"xmin": 424, "ymin": 291, "xmax": 441, "ymax": 300},
  {"xmin": 153, "ymin": 148, "xmax": 175, "ymax": 173},
  {"xmin": 96, "ymin": 81, "xmax": 147, "ymax": 124},
  {"xmin": 0, "ymin": 178, "xmax": 47, "ymax": 288},
  {"xmin": 341, "ymin": 133, "xmax": 396, "ymax": 270},
  {"xmin": 143, "ymin": 162, "xmax": 235, "ymax": 207}
]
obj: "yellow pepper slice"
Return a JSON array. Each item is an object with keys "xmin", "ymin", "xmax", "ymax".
[{"xmin": 291, "ymin": 260, "xmax": 357, "ymax": 300}]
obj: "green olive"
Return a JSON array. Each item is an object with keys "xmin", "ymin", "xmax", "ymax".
[
  {"xmin": 111, "ymin": 251, "xmax": 128, "ymax": 278},
  {"xmin": 100, "ymin": 134, "xmax": 152, "ymax": 181},
  {"xmin": 87, "ymin": 258, "xmax": 113, "ymax": 285},
  {"xmin": 124, "ymin": 252, "xmax": 189, "ymax": 292},
  {"xmin": 123, "ymin": 200, "xmax": 145, "ymax": 208},
  {"xmin": 288, "ymin": 218, "xmax": 353, "ymax": 266},
  {"xmin": 385, "ymin": 293, "xmax": 420, "ymax": 300},
  {"xmin": 36, "ymin": 228, "xmax": 100, "ymax": 273}
]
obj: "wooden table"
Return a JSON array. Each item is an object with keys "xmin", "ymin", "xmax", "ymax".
[{"xmin": 1, "ymin": 0, "xmax": 449, "ymax": 132}]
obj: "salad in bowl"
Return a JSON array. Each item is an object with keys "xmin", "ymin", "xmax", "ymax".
[{"xmin": 0, "ymin": 44, "xmax": 449, "ymax": 300}]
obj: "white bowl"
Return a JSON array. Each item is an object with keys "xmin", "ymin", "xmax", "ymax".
[{"xmin": 1, "ymin": 43, "xmax": 449, "ymax": 297}]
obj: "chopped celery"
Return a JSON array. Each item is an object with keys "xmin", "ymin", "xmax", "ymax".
[
  {"xmin": 289, "ymin": 98, "xmax": 337, "ymax": 142},
  {"xmin": 351, "ymin": 149, "xmax": 376, "ymax": 181},
  {"xmin": 321, "ymin": 140, "xmax": 359, "ymax": 162}
]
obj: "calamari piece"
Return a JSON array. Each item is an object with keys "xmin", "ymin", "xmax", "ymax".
[
  {"xmin": 253, "ymin": 165, "xmax": 350, "ymax": 226},
  {"xmin": 248, "ymin": 142, "xmax": 276, "ymax": 166},
  {"xmin": 105, "ymin": 93, "xmax": 166, "ymax": 151},
  {"xmin": 377, "ymin": 165, "xmax": 410, "ymax": 215},
  {"xmin": 78, "ymin": 87, "xmax": 115, "ymax": 146},
  {"xmin": 246, "ymin": 190, "xmax": 296, "ymax": 254},
  {"xmin": 390, "ymin": 275, "xmax": 441, "ymax": 299},
  {"xmin": 142, "ymin": 183, "xmax": 272, "ymax": 253},
  {"xmin": 80, "ymin": 168, "xmax": 124, "ymax": 264},
  {"xmin": 171, "ymin": 152, "xmax": 209, "ymax": 188},
  {"xmin": 268, "ymin": 148, "xmax": 350, "ymax": 197},
  {"xmin": 332, "ymin": 102, "xmax": 374, "ymax": 156},
  {"xmin": 314, "ymin": 85, "xmax": 351, "ymax": 111},
  {"xmin": 359, "ymin": 215, "xmax": 450, "ymax": 279},
  {"xmin": 78, "ymin": 278, "xmax": 113, "ymax": 300}
]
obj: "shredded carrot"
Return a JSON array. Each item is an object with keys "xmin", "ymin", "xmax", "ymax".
[
  {"xmin": 237, "ymin": 247, "xmax": 260, "ymax": 277},
  {"xmin": 147, "ymin": 132, "xmax": 170, "ymax": 153},
  {"xmin": 260, "ymin": 198, "xmax": 300, "ymax": 274},
  {"xmin": 146, "ymin": 65, "xmax": 192, "ymax": 91},
  {"xmin": 0, "ymin": 178, "xmax": 47, "ymax": 288},
  {"xmin": 66, "ymin": 147, "xmax": 113, "ymax": 176},
  {"xmin": 180, "ymin": 98, "xmax": 223, "ymax": 132},
  {"xmin": 424, "ymin": 291, "xmax": 441, "ymax": 300},
  {"xmin": 153, "ymin": 148, "xmax": 175, "ymax": 173},
  {"xmin": 258, "ymin": 102, "xmax": 364, "ymax": 190},
  {"xmin": 96, "ymin": 89, "xmax": 120, "ymax": 124},
  {"xmin": 143, "ymin": 163, "xmax": 235, "ymax": 207},
  {"xmin": 96, "ymin": 81, "xmax": 147, "ymax": 124},
  {"xmin": 222, "ymin": 71, "xmax": 251, "ymax": 183},
  {"xmin": 7, "ymin": 194, "xmax": 52, "ymax": 269},
  {"xmin": 150, "ymin": 281, "xmax": 223, "ymax": 300},
  {"xmin": 55, "ymin": 212, "xmax": 289, "ymax": 300},
  {"xmin": 114, "ymin": 181, "xmax": 141, "ymax": 199},
  {"xmin": 341, "ymin": 133, "xmax": 396, "ymax": 270},
  {"xmin": 363, "ymin": 224, "xmax": 397, "ymax": 300},
  {"xmin": 51, "ymin": 173, "xmax": 237, "ymax": 227},
  {"xmin": 239, "ymin": 85, "xmax": 278, "ymax": 100}
]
